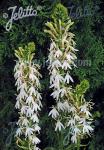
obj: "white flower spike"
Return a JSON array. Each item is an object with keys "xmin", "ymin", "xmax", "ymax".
[{"xmin": 14, "ymin": 43, "xmax": 42, "ymax": 149}]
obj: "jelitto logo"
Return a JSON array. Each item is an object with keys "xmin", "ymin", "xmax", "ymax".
[{"xmin": 3, "ymin": 5, "xmax": 42, "ymax": 32}]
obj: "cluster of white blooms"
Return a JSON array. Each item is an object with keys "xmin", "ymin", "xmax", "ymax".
[
  {"xmin": 48, "ymin": 39, "xmax": 77, "ymax": 131},
  {"xmin": 66, "ymin": 101, "xmax": 93, "ymax": 143},
  {"xmin": 14, "ymin": 44, "xmax": 42, "ymax": 150},
  {"xmin": 45, "ymin": 19, "xmax": 94, "ymax": 144}
]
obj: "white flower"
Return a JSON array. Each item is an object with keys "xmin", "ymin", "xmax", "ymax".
[
  {"xmin": 74, "ymin": 115, "xmax": 80, "ymax": 121},
  {"xmin": 34, "ymin": 124, "xmax": 41, "ymax": 133},
  {"xmin": 29, "ymin": 86, "xmax": 36, "ymax": 96},
  {"xmin": 51, "ymin": 60, "xmax": 62, "ymax": 69},
  {"xmin": 15, "ymin": 100, "xmax": 21, "ymax": 109},
  {"xmin": 31, "ymin": 114, "xmax": 39, "ymax": 123},
  {"xmin": 34, "ymin": 146, "xmax": 40, "ymax": 150},
  {"xmin": 19, "ymin": 88, "xmax": 28, "ymax": 99},
  {"xmin": 79, "ymin": 118, "xmax": 86, "ymax": 124},
  {"xmin": 30, "ymin": 66, "xmax": 39, "ymax": 74},
  {"xmin": 55, "ymin": 120, "xmax": 65, "ymax": 131},
  {"xmin": 29, "ymin": 73, "xmax": 35, "ymax": 81},
  {"xmin": 32, "ymin": 136, "xmax": 41, "ymax": 144},
  {"xmin": 50, "ymin": 83, "xmax": 59, "ymax": 89},
  {"xmin": 32, "ymin": 102, "xmax": 41, "ymax": 112},
  {"xmin": 70, "ymin": 106, "xmax": 76, "ymax": 113},
  {"xmin": 17, "ymin": 83, "xmax": 27, "ymax": 91},
  {"xmin": 83, "ymin": 124, "xmax": 93, "ymax": 135},
  {"xmin": 26, "ymin": 96, "xmax": 34, "ymax": 104},
  {"xmin": 63, "ymin": 101, "xmax": 71, "ymax": 112},
  {"xmin": 15, "ymin": 78, "xmax": 22, "ymax": 87},
  {"xmin": 49, "ymin": 107, "xmax": 59, "ymax": 119},
  {"xmin": 14, "ymin": 70, "xmax": 22, "ymax": 79},
  {"xmin": 54, "ymin": 49, "xmax": 62, "ymax": 57},
  {"xmin": 21, "ymin": 106, "xmax": 28, "ymax": 114},
  {"xmin": 57, "ymin": 102, "xmax": 65, "ymax": 111},
  {"xmin": 29, "ymin": 74, "xmax": 40, "ymax": 86},
  {"xmin": 36, "ymin": 99, "xmax": 42, "ymax": 108},
  {"xmin": 26, "ymin": 108, "xmax": 34, "ymax": 117},
  {"xmin": 22, "ymin": 118, "xmax": 29, "ymax": 126},
  {"xmin": 80, "ymin": 104, "xmax": 92, "ymax": 117},
  {"xmin": 50, "ymin": 74, "xmax": 63, "ymax": 89},
  {"xmin": 51, "ymin": 90, "xmax": 60, "ymax": 100},
  {"xmin": 16, "ymin": 128, "xmax": 22, "ymax": 137},
  {"xmin": 35, "ymin": 147, "xmax": 41, "ymax": 150},
  {"xmin": 64, "ymin": 73, "xmax": 74, "ymax": 83},
  {"xmin": 67, "ymin": 118, "xmax": 75, "ymax": 127},
  {"xmin": 36, "ymin": 93, "xmax": 42, "ymax": 101},
  {"xmin": 51, "ymin": 68, "xmax": 57, "ymax": 76},
  {"xmin": 62, "ymin": 61, "xmax": 72, "ymax": 70},
  {"xmin": 59, "ymin": 88, "xmax": 66, "ymax": 97},
  {"xmin": 25, "ymin": 128, "xmax": 34, "ymax": 137},
  {"xmin": 55, "ymin": 74, "xmax": 64, "ymax": 83},
  {"xmin": 66, "ymin": 53, "xmax": 74, "ymax": 61},
  {"xmin": 71, "ymin": 134, "xmax": 77, "ymax": 143},
  {"xmin": 73, "ymin": 127, "xmax": 81, "ymax": 136},
  {"xmin": 14, "ymin": 45, "xmax": 42, "ymax": 149},
  {"xmin": 49, "ymin": 41, "xmax": 56, "ymax": 50}
]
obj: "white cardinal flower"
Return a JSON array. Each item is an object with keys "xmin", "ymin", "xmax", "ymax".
[
  {"xmin": 54, "ymin": 49, "xmax": 63, "ymax": 58},
  {"xmin": 17, "ymin": 83, "xmax": 27, "ymax": 91},
  {"xmin": 64, "ymin": 73, "xmax": 74, "ymax": 83},
  {"xmin": 25, "ymin": 128, "xmax": 34, "ymax": 137},
  {"xmin": 34, "ymin": 124, "xmax": 41, "ymax": 133},
  {"xmin": 83, "ymin": 124, "xmax": 93, "ymax": 135},
  {"xmin": 32, "ymin": 136, "xmax": 41, "ymax": 144},
  {"xmin": 59, "ymin": 88, "xmax": 66, "ymax": 97},
  {"xmin": 71, "ymin": 134, "xmax": 77, "ymax": 143},
  {"xmin": 16, "ymin": 128, "xmax": 22, "ymax": 137},
  {"xmin": 55, "ymin": 120, "xmax": 65, "ymax": 131},
  {"xmin": 26, "ymin": 108, "xmax": 34, "ymax": 117},
  {"xmin": 31, "ymin": 114, "xmax": 39, "ymax": 123},
  {"xmin": 35, "ymin": 147, "xmax": 41, "ymax": 150},
  {"xmin": 32, "ymin": 102, "xmax": 41, "ymax": 112},
  {"xmin": 26, "ymin": 95, "xmax": 34, "ymax": 104},
  {"xmin": 19, "ymin": 88, "xmax": 28, "ymax": 99},
  {"xmin": 63, "ymin": 101, "xmax": 71, "ymax": 112},
  {"xmin": 22, "ymin": 118, "xmax": 29, "ymax": 126},
  {"xmin": 49, "ymin": 107, "xmax": 59, "ymax": 119},
  {"xmin": 67, "ymin": 118, "xmax": 75, "ymax": 127},
  {"xmin": 57, "ymin": 101, "xmax": 65, "ymax": 111},
  {"xmin": 62, "ymin": 61, "xmax": 72, "ymax": 70},
  {"xmin": 29, "ymin": 86, "xmax": 37, "ymax": 96},
  {"xmin": 70, "ymin": 106, "xmax": 76, "ymax": 113},
  {"xmin": 51, "ymin": 60, "xmax": 62, "ymax": 69},
  {"xmin": 73, "ymin": 127, "xmax": 81, "ymax": 136},
  {"xmin": 15, "ymin": 100, "xmax": 21, "ymax": 109},
  {"xmin": 14, "ymin": 43, "xmax": 42, "ymax": 149},
  {"xmin": 15, "ymin": 78, "xmax": 22, "ymax": 87},
  {"xmin": 45, "ymin": 16, "xmax": 93, "ymax": 144},
  {"xmin": 21, "ymin": 106, "xmax": 28, "ymax": 115},
  {"xmin": 80, "ymin": 104, "xmax": 92, "ymax": 117},
  {"xmin": 51, "ymin": 90, "xmax": 60, "ymax": 100},
  {"xmin": 66, "ymin": 53, "xmax": 74, "ymax": 61}
]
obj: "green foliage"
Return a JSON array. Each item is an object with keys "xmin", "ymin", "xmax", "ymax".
[
  {"xmin": 75, "ymin": 79, "xmax": 90, "ymax": 96},
  {"xmin": 71, "ymin": 0, "xmax": 104, "ymax": 92},
  {"xmin": 15, "ymin": 42, "xmax": 35, "ymax": 62},
  {"xmin": 51, "ymin": 3, "xmax": 69, "ymax": 22},
  {"xmin": 88, "ymin": 128, "xmax": 104, "ymax": 150}
]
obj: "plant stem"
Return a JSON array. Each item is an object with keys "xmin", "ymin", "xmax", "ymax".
[{"xmin": 77, "ymin": 138, "xmax": 80, "ymax": 150}]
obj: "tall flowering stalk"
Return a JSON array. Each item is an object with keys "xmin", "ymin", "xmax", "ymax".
[
  {"xmin": 44, "ymin": 4, "xmax": 94, "ymax": 145},
  {"xmin": 14, "ymin": 42, "xmax": 42, "ymax": 150}
]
